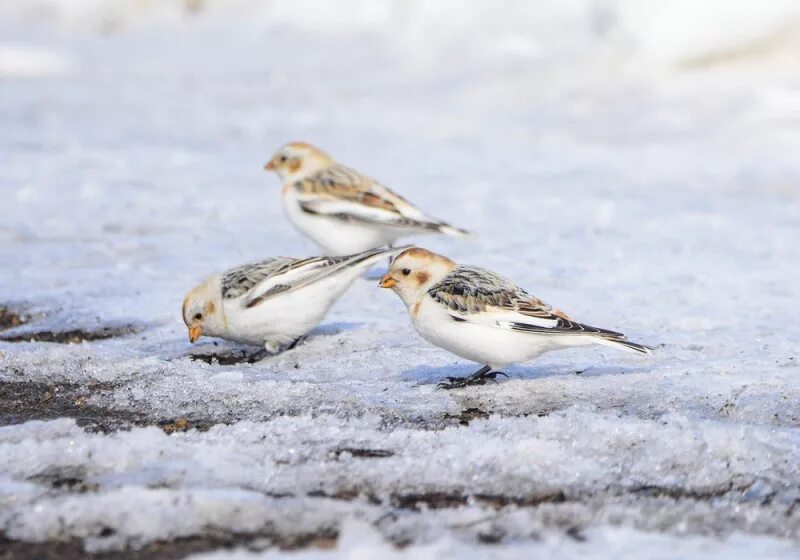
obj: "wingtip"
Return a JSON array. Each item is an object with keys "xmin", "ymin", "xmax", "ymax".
[
  {"xmin": 438, "ymin": 224, "xmax": 474, "ymax": 238},
  {"xmin": 615, "ymin": 339, "xmax": 654, "ymax": 356},
  {"xmin": 387, "ymin": 244, "xmax": 414, "ymax": 253},
  {"xmin": 381, "ymin": 244, "xmax": 413, "ymax": 263},
  {"xmin": 353, "ymin": 244, "xmax": 413, "ymax": 265}
]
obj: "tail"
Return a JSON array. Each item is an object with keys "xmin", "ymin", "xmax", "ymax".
[
  {"xmin": 434, "ymin": 222, "xmax": 472, "ymax": 237},
  {"xmin": 346, "ymin": 244, "xmax": 413, "ymax": 269},
  {"xmin": 594, "ymin": 335, "xmax": 653, "ymax": 356}
]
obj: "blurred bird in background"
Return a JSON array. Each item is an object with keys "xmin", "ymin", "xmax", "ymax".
[{"xmin": 265, "ymin": 142, "xmax": 470, "ymax": 256}]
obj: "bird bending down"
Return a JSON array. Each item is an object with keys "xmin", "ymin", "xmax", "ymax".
[
  {"xmin": 264, "ymin": 142, "xmax": 470, "ymax": 256},
  {"xmin": 182, "ymin": 246, "xmax": 408, "ymax": 354},
  {"xmin": 378, "ymin": 247, "xmax": 651, "ymax": 389}
]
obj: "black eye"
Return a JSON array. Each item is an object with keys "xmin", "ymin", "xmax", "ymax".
[
  {"xmin": 401, "ymin": 268, "xmax": 411, "ymax": 276},
  {"xmin": 194, "ymin": 313, "xmax": 203, "ymax": 321},
  {"xmin": 279, "ymin": 155, "xmax": 287, "ymax": 162}
]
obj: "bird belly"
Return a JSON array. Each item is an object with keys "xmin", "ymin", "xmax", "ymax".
[
  {"xmin": 220, "ymin": 300, "xmax": 312, "ymax": 347},
  {"xmin": 219, "ymin": 264, "xmax": 368, "ymax": 348},
  {"xmin": 413, "ymin": 300, "xmax": 580, "ymax": 369},
  {"xmin": 282, "ymin": 191, "xmax": 396, "ymax": 255}
]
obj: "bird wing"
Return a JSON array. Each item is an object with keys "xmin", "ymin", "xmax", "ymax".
[
  {"xmin": 221, "ymin": 257, "xmax": 298, "ymax": 300},
  {"xmin": 291, "ymin": 165, "xmax": 468, "ymax": 235},
  {"xmin": 222, "ymin": 246, "xmax": 409, "ymax": 309},
  {"xmin": 427, "ymin": 265, "xmax": 625, "ymax": 337}
]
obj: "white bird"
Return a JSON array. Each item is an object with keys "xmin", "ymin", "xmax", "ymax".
[
  {"xmin": 264, "ymin": 142, "xmax": 469, "ymax": 256},
  {"xmin": 379, "ymin": 247, "xmax": 651, "ymax": 388},
  {"xmin": 183, "ymin": 246, "xmax": 408, "ymax": 353}
]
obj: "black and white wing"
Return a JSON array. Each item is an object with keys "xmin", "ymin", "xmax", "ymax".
[
  {"xmin": 428, "ymin": 265, "xmax": 651, "ymax": 353},
  {"xmin": 291, "ymin": 165, "xmax": 469, "ymax": 236},
  {"xmin": 221, "ymin": 258, "xmax": 299, "ymax": 300},
  {"xmin": 222, "ymin": 246, "xmax": 409, "ymax": 309}
]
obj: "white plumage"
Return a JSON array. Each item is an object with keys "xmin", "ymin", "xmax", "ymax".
[
  {"xmin": 265, "ymin": 142, "xmax": 469, "ymax": 256},
  {"xmin": 379, "ymin": 247, "xmax": 651, "ymax": 388},
  {"xmin": 182, "ymin": 246, "xmax": 408, "ymax": 353}
]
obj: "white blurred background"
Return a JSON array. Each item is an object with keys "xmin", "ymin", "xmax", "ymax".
[{"xmin": 3, "ymin": 0, "xmax": 800, "ymax": 78}]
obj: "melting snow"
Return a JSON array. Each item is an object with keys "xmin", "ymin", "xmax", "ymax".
[{"xmin": 1, "ymin": 0, "xmax": 800, "ymax": 557}]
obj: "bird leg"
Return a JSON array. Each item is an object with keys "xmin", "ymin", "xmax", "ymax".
[
  {"xmin": 247, "ymin": 348, "xmax": 270, "ymax": 362},
  {"xmin": 437, "ymin": 365, "xmax": 508, "ymax": 390},
  {"xmin": 387, "ymin": 243, "xmax": 394, "ymax": 268},
  {"xmin": 286, "ymin": 335, "xmax": 306, "ymax": 351}
]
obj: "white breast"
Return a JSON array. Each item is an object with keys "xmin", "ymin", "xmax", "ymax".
[{"xmin": 411, "ymin": 297, "xmax": 589, "ymax": 369}]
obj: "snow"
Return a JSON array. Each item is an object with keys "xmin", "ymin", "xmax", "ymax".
[
  {"xmin": 1, "ymin": 0, "xmax": 800, "ymax": 557},
  {"xmin": 185, "ymin": 520, "xmax": 800, "ymax": 560}
]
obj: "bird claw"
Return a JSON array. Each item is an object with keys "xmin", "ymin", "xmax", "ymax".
[
  {"xmin": 436, "ymin": 371, "xmax": 508, "ymax": 390},
  {"xmin": 286, "ymin": 335, "xmax": 306, "ymax": 351},
  {"xmin": 248, "ymin": 348, "xmax": 269, "ymax": 362},
  {"xmin": 436, "ymin": 376, "xmax": 469, "ymax": 390}
]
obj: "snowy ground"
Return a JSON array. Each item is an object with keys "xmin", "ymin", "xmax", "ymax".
[{"xmin": 2, "ymin": 1, "xmax": 800, "ymax": 558}]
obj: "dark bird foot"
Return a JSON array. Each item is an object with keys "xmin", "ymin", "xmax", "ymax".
[
  {"xmin": 248, "ymin": 348, "xmax": 270, "ymax": 361},
  {"xmin": 437, "ymin": 366, "xmax": 507, "ymax": 390},
  {"xmin": 286, "ymin": 335, "xmax": 306, "ymax": 351}
]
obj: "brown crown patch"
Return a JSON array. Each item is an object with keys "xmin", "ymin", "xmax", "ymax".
[
  {"xmin": 285, "ymin": 142, "xmax": 333, "ymax": 164},
  {"xmin": 286, "ymin": 141, "xmax": 331, "ymax": 157},
  {"xmin": 396, "ymin": 247, "xmax": 436, "ymax": 260},
  {"xmin": 396, "ymin": 247, "xmax": 456, "ymax": 266},
  {"xmin": 286, "ymin": 141, "xmax": 316, "ymax": 149}
]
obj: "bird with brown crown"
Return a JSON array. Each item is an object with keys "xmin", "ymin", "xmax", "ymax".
[
  {"xmin": 265, "ymin": 142, "xmax": 470, "ymax": 256},
  {"xmin": 379, "ymin": 247, "xmax": 651, "ymax": 389}
]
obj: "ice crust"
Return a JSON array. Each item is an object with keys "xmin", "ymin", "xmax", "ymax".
[{"xmin": 1, "ymin": 0, "xmax": 800, "ymax": 557}]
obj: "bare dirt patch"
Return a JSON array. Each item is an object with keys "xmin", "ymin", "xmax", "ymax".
[
  {"xmin": 0, "ymin": 306, "xmax": 29, "ymax": 331},
  {"xmin": 331, "ymin": 447, "xmax": 395, "ymax": 459},
  {"xmin": 0, "ymin": 303, "xmax": 144, "ymax": 344},
  {"xmin": 188, "ymin": 349, "xmax": 267, "ymax": 365},
  {"xmin": 0, "ymin": 381, "xmax": 216, "ymax": 434},
  {"xmin": 443, "ymin": 407, "xmax": 490, "ymax": 426},
  {"xmin": 0, "ymin": 324, "xmax": 143, "ymax": 344},
  {"xmin": 0, "ymin": 529, "xmax": 338, "ymax": 560}
]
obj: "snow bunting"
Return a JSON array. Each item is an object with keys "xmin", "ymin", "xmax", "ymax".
[
  {"xmin": 183, "ymin": 245, "xmax": 408, "ymax": 353},
  {"xmin": 264, "ymin": 142, "xmax": 469, "ymax": 255},
  {"xmin": 379, "ymin": 248, "xmax": 651, "ymax": 389}
]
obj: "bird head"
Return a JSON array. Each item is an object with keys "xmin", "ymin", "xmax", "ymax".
[
  {"xmin": 379, "ymin": 247, "xmax": 456, "ymax": 306},
  {"xmin": 264, "ymin": 142, "xmax": 333, "ymax": 182},
  {"xmin": 182, "ymin": 277, "xmax": 224, "ymax": 343}
]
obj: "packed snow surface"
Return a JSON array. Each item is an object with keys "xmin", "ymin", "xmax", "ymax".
[{"xmin": 1, "ymin": 1, "xmax": 800, "ymax": 558}]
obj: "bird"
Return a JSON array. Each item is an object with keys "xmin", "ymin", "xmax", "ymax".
[
  {"xmin": 264, "ymin": 142, "xmax": 470, "ymax": 256},
  {"xmin": 182, "ymin": 245, "xmax": 408, "ymax": 354},
  {"xmin": 378, "ymin": 247, "xmax": 651, "ymax": 389}
]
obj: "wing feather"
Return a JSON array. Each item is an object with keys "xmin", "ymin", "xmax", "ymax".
[
  {"xmin": 427, "ymin": 266, "xmax": 623, "ymax": 337},
  {"xmin": 292, "ymin": 165, "xmax": 468, "ymax": 235},
  {"xmin": 221, "ymin": 246, "xmax": 409, "ymax": 309},
  {"xmin": 221, "ymin": 258, "xmax": 298, "ymax": 299}
]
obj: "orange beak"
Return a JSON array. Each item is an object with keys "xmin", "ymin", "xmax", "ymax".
[
  {"xmin": 379, "ymin": 274, "xmax": 396, "ymax": 288},
  {"xmin": 188, "ymin": 325, "xmax": 202, "ymax": 343},
  {"xmin": 264, "ymin": 160, "xmax": 275, "ymax": 171}
]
